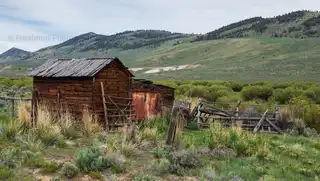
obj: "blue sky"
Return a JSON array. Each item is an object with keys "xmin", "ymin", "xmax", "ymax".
[{"xmin": 0, "ymin": 0, "xmax": 319, "ymax": 53}]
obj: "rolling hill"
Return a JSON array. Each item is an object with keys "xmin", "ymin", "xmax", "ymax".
[
  {"xmin": 195, "ymin": 10, "xmax": 320, "ymax": 41},
  {"xmin": 0, "ymin": 10, "xmax": 320, "ymax": 82},
  {"xmin": 0, "ymin": 47, "xmax": 31, "ymax": 63}
]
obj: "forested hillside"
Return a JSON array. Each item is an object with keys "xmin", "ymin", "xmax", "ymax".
[{"xmin": 195, "ymin": 11, "xmax": 320, "ymax": 40}]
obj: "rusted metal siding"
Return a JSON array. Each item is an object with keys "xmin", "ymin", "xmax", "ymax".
[
  {"xmin": 132, "ymin": 92, "xmax": 161, "ymax": 120},
  {"xmin": 131, "ymin": 80, "xmax": 175, "ymax": 119}
]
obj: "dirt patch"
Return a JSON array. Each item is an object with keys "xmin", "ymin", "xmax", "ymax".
[{"xmin": 144, "ymin": 64, "xmax": 200, "ymax": 74}]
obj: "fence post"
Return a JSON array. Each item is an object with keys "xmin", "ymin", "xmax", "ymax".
[
  {"xmin": 275, "ymin": 104, "xmax": 280, "ymax": 122},
  {"xmin": 11, "ymin": 99, "xmax": 15, "ymax": 118},
  {"xmin": 197, "ymin": 98, "xmax": 202, "ymax": 127}
]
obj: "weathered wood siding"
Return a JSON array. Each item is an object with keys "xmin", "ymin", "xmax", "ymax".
[
  {"xmin": 157, "ymin": 85, "xmax": 175, "ymax": 116},
  {"xmin": 33, "ymin": 77, "xmax": 94, "ymax": 119},
  {"xmin": 93, "ymin": 61, "xmax": 132, "ymax": 122}
]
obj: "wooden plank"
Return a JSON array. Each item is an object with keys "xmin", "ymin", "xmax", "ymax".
[
  {"xmin": 0, "ymin": 96, "xmax": 32, "ymax": 101},
  {"xmin": 101, "ymin": 82, "xmax": 108, "ymax": 129},
  {"xmin": 253, "ymin": 109, "xmax": 269, "ymax": 133},
  {"xmin": 265, "ymin": 118, "xmax": 283, "ymax": 133}
]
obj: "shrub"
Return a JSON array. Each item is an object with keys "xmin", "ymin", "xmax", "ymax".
[
  {"xmin": 228, "ymin": 128, "xmax": 250, "ymax": 156},
  {"xmin": 186, "ymin": 86, "xmax": 210, "ymax": 98},
  {"xmin": 273, "ymin": 87, "xmax": 304, "ymax": 104},
  {"xmin": 75, "ymin": 146, "xmax": 107, "ymax": 172},
  {"xmin": 22, "ymin": 131, "xmax": 45, "ymax": 152},
  {"xmin": 1, "ymin": 120, "xmax": 22, "ymax": 140},
  {"xmin": 56, "ymin": 136, "xmax": 67, "ymax": 148},
  {"xmin": 272, "ymin": 82, "xmax": 292, "ymax": 89},
  {"xmin": 75, "ymin": 147, "xmax": 125, "ymax": 173},
  {"xmin": 186, "ymin": 121, "xmax": 199, "ymax": 131},
  {"xmin": 199, "ymin": 167, "xmax": 217, "ymax": 181},
  {"xmin": 88, "ymin": 171, "xmax": 104, "ymax": 180},
  {"xmin": 34, "ymin": 124, "xmax": 61, "ymax": 146},
  {"xmin": 150, "ymin": 158, "xmax": 170, "ymax": 175},
  {"xmin": 62, "ymin": 162, "xmax": 79, "ymax": 178},
  {"xmin": 205, "ymin": 90, "xmax": 230, "ymax": 102},
  {"xmin": 167, "ymin": 149, "xmax": 202, "ymax": 176},
  {"xmin": 107, "ymin": 153, "xmax": 127, "ymax": 173},
  {"xmin": 305, "ymin": 104, "xmax": 320, "ymax": 132},
  {"xmin": 241, "ymin": 86, "xmax": 273, "ymax": 101},
  {"xmin": 140, "ymin": 117, "xmax": 168, "ymax": 135},
  {"xmin": 208, "ymin": 122, "xmax": 229, "ymax": 149},
  {"xmin": 38, "ymin": 161, "xmax": 59, "ymax": 173},
  {"xmin": 255, "ymin": 141, "xmax": 270, "ymax": 161},
  {"xmin": 0, "ymin": 147, "xmax": 22, "ymax": 168},
  {"xmin": 138, "ymin": 127, "xmax": 157, "ymax": 142},
  {"xmin": 133, "ymin": 173, "xmax": 159, "ymax": 181},
  {"xmin": 119, "ymin": 142, "xmax": 136, "ymax": 157},
  {"xmin": 0, "ymin": 167, "xmax": 13, "ymax": 179},
  {"xmin": 22, "ymin": 150, "xmax": 43, "ymax": 167},
  {"xmin": 227, "ymin": 81, "xmax": 243, "ymax": 92},
  {"xmin": 151, "ymin": 147, "xmax": 170, "ymax": 159}
]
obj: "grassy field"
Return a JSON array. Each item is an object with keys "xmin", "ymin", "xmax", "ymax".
[
  {"xmin": 0, "ymin": 109, "xmax": 319, "ymax": 181},
  {"xmin": 131, "ymin": 37, "xmax": 320, "ymax": 82}
]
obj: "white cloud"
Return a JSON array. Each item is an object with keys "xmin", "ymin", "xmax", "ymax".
[{"xmin": 0, "ymin": 0, "xmax": 319, "ymax": 53}]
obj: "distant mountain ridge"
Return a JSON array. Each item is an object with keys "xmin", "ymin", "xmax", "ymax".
[
  {"xmin": 195, "ymin": 10, "xmax": 320, "ymax": 41},
  {"xmin": 0, "ymin": 10, "xmax": 320, "ymax": 81},
  {"xmin": 3, "ymin": 30, "xmax": 191, "ymax": 65},
  {"xmin": 0, "ymin": 47, "xmax": 31, "ymax": 63}
]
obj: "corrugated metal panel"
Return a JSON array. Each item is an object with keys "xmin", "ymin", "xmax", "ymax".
[
  {"xmin": 132, "ymin": 92, "xmax": 161, "ymax": 120},
  {"xmin": 132, "ymin": 93, "xmax": 146, "ymax": 120}
]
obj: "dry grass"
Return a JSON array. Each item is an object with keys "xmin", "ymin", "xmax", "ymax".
[
  {"xmin": 57, "ymin": 111, "xmax": 80, "ymax": 139},
  {"xmin": 36, "ymin": 105, "xmax": 53, "ymax": 128},
  {"xmin": 3, "ymin": 119, "xmax": 22, "ymax": 139},
  {"xmin": 280, "ymin": 107, "xmax": 294, "ymax": 122},
  {"xmin": 138, "ymin": 127, "xmax": 157, "ymax": 142},
  {"xmin": 82, "ymin": 108, "xmax": 101, "ymax": 136},
  {"xmin": 17, "ymin": 101, "xmax": 31, "ymax": 122},
  {"xmin": 32, "ymin": 104, "xmax": 62, "ymax": 145}
]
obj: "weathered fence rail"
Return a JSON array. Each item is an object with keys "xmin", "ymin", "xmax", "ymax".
[
  {"xmin": 0, "ymin": 96, "xmax": 32, "ymax": 118},
  {"xmin": 185, "ymin": 98, "xmax": 284, "ymax": 134}
]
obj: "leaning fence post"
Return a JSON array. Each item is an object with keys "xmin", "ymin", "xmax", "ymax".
[
  {"xmin": 275, "ymin": 104, "xmax": 280, "ymax": 122},
  {"xmin": 11, "ymin": 99, "xmax": 15, "ymax": 118},
  {"xmin": 197, "ymin": 98, "xmax": 202, "ymax": 127}
]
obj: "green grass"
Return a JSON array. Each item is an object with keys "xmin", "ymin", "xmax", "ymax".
[
  {"xmin": 1, "ymin": 37, "xmax": 320, "ymax": 82},
  {"xmin": 183, "ymin": 130, "xmax": 320, "ymax": 181},
  {"xmin": 131, "ymin": 37, "xmax": 320, "ymax": 82},
  {"xmin": 0, "ymin": 116, "xmax": 319, "ymax": 181}
]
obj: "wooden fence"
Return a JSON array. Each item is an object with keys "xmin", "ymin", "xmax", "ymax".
[
  {"xmin": 0, "ymin": 96, "xmax": 32, "ymax": 118},
  {"xmin": 189, "ymin": 98, "xmax": 283, "ymax": 133}
]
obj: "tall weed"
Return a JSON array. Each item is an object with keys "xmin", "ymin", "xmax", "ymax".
[{"xmin": 82, "ymin": 108, "xmax": 101, "ymax": 137}]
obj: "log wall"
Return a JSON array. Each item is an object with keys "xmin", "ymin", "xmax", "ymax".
[
  {"xmin": 33, "ymin": 77, "xmax": 94, "ymax": 119},
  {"xmin": 33, "ymin": 61, "xmax": 132, "ymax": 124}
]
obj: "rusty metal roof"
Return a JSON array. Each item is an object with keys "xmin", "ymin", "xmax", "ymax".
[{"xmin": 28, "ymin": 57, "xmax": 133, "ymax": 77}]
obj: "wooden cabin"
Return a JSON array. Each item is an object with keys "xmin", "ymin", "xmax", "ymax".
[
  {"xmin": 131, "ymin": 79, "xmax": 175, "ymax": 120},
  {"xmin": 28, "ymin": 57, "xmax": 134, "ymax": 127}
]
